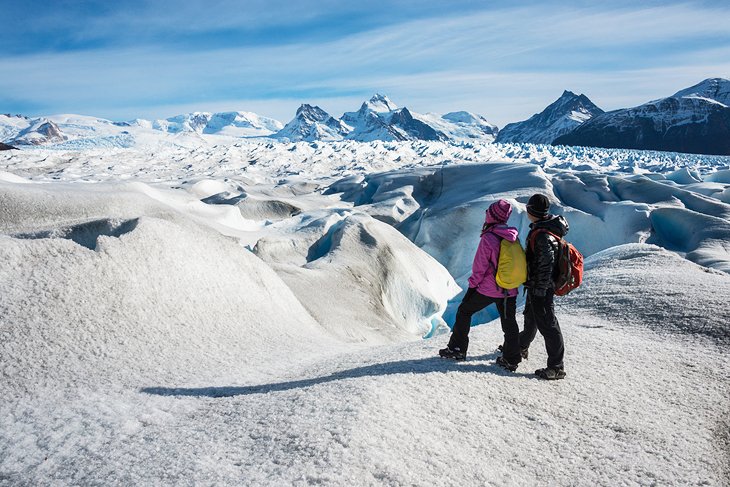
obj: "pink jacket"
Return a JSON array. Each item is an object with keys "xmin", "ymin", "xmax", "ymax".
[{"xmin": 467, "ymin": 224, "xmax": 520, "ymax": 298}]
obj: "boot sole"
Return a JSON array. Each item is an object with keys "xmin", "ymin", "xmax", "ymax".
[
  {"xmin": 535, "ymin": 369, "xmax": 566, "ymax": 380},
  {"xmin": 439, "ymin": 353, "xmax": 466, "ymax": 360},
  {"xmin": 496, "ymin": 358, "xmax": 518, "ymax": 372}
]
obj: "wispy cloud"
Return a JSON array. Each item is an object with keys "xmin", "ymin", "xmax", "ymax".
[{"xmin": 2, "ymin": 1, "xmax": 729, "ymax": 126}]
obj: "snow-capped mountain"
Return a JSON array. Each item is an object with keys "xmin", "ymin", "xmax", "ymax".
[
  {"xmin": 273, "ymin": 104, "xmax": 349, "ymax": 142},
  {"xmin": 672, "ymin": 77, "xmax": 730, "ymax": 105},
  {"xmin": 553, "ymin": 78, "xmax": 730, "ymax": 155},
  {"xmin": 386, "ymin": 107, "xmax": 447, "ymax": 141},
  {"xmin": 149, "ymin": 111, "xmax": 283, "ymax": 137},
  {"xmin": 0, "ymin": 114, "xmax": 32, "ymax": 142},
  {"xmin": 418, "ymin": 111, "xmax": 499, "ymax": 140},
  {"xmin": 0, "ymin": 111, "xmax": 284, "ymax": 149},
  {"xmin": 360, "ymin": 92, "xmax": 399, "ymax": 113},
  {"xmin": 9, "ymin": 118, "xmax": 67, "ymax": 146},
  {"xmin": 1, "ymin": 114, "xmax": 143, "ymax": 149},
  {"xmin": 0, "ymin": 95, "xmax": 498, "ymax": 148},
  {"xmin": 276, "ymin": 94, "xmax": 495, "ymax": 143},
  {"xmin": 340, "ymin": 95, "xmax": 412, "ymax": 141},
  {"xmin": 495, "ymin": 90, "xmax": 603, "ymax": 144},
  {"xmin": 341, "ymin": 94, "xmax": 449, "ymax": 142}
]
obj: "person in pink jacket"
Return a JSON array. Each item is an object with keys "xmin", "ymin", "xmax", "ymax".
[{"xmin": 439, "ymin": 199, "xmax": 522, "ymax": 371}]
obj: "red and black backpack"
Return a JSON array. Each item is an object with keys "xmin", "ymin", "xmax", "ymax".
[{"xmin": 529, "ymin": 230, "xmax": 584, "ymax": 296}]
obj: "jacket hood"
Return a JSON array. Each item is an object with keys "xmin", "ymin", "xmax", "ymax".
[
  {"xmin": 531, "ymin": 214, "xmax": 569, "ymax": 237},
  {"xmin": 487, "ymin": 224, "xmax": 519, "ymax": 242}
]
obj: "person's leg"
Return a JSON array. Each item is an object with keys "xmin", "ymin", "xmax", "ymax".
[
  {"xmin": 531, "ymin": 291, "xmax": 565, "ymax": 369},
  {"xmin": 518, "ymin": 293, "xmax": 538, "ymax": 351},
  {"xmin": 447, "ymin": 289, "xmax": 494, "ymax": 353},
  {"xmin": 495, "ymin": 296, "xmax": 520, "ymax": 364}
]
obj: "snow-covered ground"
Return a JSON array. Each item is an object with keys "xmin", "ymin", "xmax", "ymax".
[
  {"xmin": 2, "ymin": 138, "xmax": 729, "ymax": 183},
  {"xmin": 1, "ymin": 140, "xmax": 729, "ymax": 485}
]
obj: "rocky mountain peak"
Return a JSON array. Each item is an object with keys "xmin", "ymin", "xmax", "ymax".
[
  {"xmin": 295, "ymin": 104, "xmax": 330, "ymax": 122},
  {"xmin": 36, "ymin": 120, "xmax": 64, "ymax": 139},
  {"xmin": 362, "ymin": 94, "xmax": 398, "ymax": 113},
  {"xmin": 672, "ymin": 77, "xmax": 730, "ymax": 106},
  {"xmin": 495, "ymin": 90, "xmax": 603, "ymax": 144}
]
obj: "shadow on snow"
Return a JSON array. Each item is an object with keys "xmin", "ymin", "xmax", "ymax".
[{"xmin": 141, "ymin": 351, "xmax": 541, "ymax": 398}]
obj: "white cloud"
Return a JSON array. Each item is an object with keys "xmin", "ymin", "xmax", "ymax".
[{"xmin": 2, "ymin": 2, "xmax": 729, "ymax": 125}]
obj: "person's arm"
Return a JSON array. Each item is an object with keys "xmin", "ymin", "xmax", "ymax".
[
  {"xmin": 530, "ymin": 233, "xmax": 556, "ymax": 296},
  {"xmin": 468, "ymin": 235, "xmax": 495, "ymax": 289}
]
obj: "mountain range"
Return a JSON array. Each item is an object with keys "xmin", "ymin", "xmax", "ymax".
[
  {"xmin": 2, "ymin": 78, "xmax": 729, "ymax": 155},
  {"xmin": 0, "ymin": 95, "xmax": 498, "ymax": 148},
  {"xmin": 274, "ymin": 94, "xmax": 498, "ymax": 143},
  {"xmin": 553, "ymin": 78, "xmax": 730, "ymax": 155}
]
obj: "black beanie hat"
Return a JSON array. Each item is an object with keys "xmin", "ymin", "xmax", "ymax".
[{"xmin": 526, "ymin": 194, "xmax": 550, "ymax": 218}]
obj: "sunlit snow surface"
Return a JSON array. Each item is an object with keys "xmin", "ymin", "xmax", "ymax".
[{"xmin": 1, "ymin": 139, "xmax": 729, "ymax": 485}]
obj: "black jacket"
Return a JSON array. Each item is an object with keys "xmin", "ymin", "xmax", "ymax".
[{"xmin": 525, "ymin": 214, "xmax": 569, "ymax": 295}]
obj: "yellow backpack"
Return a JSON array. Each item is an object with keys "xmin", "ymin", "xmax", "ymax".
[{"xmin": 495, "ymin": 239, "xmax": 527, "ymax": 290}]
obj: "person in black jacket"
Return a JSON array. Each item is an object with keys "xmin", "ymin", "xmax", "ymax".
[{"xmin": 519, "ymin": 194, "xmax": 568, "ymax": 380}]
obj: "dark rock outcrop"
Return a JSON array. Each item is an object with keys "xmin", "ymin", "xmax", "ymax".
[{"xmin": 553, "ymin": 78, "xmax": 730, "ymax": 155}]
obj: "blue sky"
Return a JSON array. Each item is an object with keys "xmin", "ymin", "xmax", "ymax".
[{"xmin": 2, "ymin": 0, "xmax": 730, "ymax": 126}]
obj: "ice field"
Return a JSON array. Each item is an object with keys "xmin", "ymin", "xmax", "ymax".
[{"xmin": 1, "ymin": 138, "xmax": 729, "ymax": 485}]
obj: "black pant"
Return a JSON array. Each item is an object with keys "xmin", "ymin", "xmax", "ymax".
[
  {"xmin": 447, "ymin": 288, "xmax": 521, "ymax": 363},
  {"xmin": 519, "ymin": 291, "xmax": 564, "ymax": 369}
]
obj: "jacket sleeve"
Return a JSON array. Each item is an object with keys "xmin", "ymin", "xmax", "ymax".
[
  {"xmin": 531, "ymin": 232, "xmax": 556, "ymax": 293},
  {"xmin": 468, "ymin": 235, "xmax": 496, "ymax": 289}
]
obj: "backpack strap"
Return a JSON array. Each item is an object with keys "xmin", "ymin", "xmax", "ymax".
[
  {"xmin": 528, "ymin": 229, "xmax": 561, "ymax": 250},
  {"xmin": 484, "ymin": 229, "xmax": 506, "ymax": 294},
  {"xmin": 482, "ymin": 226, "xmax": 502, "ymax": 271}
]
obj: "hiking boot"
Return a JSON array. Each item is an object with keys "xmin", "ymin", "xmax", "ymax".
[
  {"xmin": 496, "ymin": 356, "xmax": 518, "ymax": 372},
  {"xmin": 498, "ymin": 344, "xmax": 529, "ymax": 360},
  {"xmin": 439, "ymin": 346, "xmax": 466, "ymax": 360},
  {"xmin": 535, "ymin": 367, "xmax": 566, "ymax": 380}
]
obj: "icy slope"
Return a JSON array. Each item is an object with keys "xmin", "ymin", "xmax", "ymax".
[
  {"xmin": 0, "ymin": 185, "xmax": 346, "ymax": 391},
  {"xmin": 561, "ymin": 243, "xmax": 730, "ymax": 343},
  {"xmin": 253, "ymin": 211, "xmax": 460, "ymax": 342},
  {"xmin": 1, "ymin": 139, "xmax": 729, "ymax": 483},
  {"xmin": 325, "ymin": 161, "xmax": 730, "ymax": 327},
  {"xmin": 136, "ymin": 306, "xmax": 728, "ymax": 486},
  {"xmin": 1, "ymin": 240, "xmax": 727, "ymax": 485}
]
